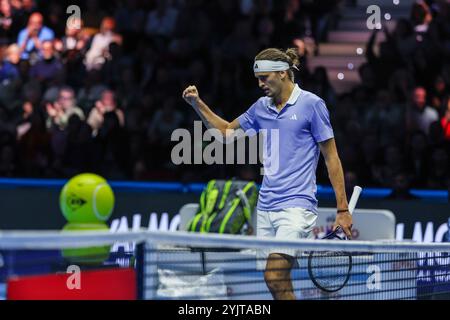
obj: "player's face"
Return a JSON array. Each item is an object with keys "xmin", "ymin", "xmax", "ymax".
[{"xmin": 255, "ymin": 72, "xmax": 282, "ymax": 97}]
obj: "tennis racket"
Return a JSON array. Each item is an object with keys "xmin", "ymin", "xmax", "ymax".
[{"xmin": 308, "ymin": 186, "xmax": 363, "ymax": 293}]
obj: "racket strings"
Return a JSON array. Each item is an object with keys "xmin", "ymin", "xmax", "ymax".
[{"xmin": 308, "ymin": 251, "xmax": 352, "ymax": 292}]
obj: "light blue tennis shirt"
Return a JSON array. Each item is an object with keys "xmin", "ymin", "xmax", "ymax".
[{"xmin": 238, "ymin": 84, "xmax": 334, "ymax": 213}]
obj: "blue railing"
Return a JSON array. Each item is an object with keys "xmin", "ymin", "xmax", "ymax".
[{"xmin": 0, "ymin": 178, "xmax": 447, "ymax": 201}]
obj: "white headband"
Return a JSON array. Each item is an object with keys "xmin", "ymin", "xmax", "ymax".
[{"xmin": 253, "ymin": 60, "xmax": 299, "ymax": 73}]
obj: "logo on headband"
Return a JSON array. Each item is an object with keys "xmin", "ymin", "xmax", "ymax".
[{"xmin": 255, "ymin": 64, "xmax": 258, "ymax": 69}]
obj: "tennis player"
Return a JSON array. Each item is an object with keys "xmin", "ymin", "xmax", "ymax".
[{"xmin": 182, "ymin": 48, "xmax": 352, "ymax": 300}]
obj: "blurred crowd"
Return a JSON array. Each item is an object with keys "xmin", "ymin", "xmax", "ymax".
[
  {"xmin": 0, "ymin": 0, "xmax": 448, "ymax": 194},
  {"xmin": 333, "ymin": 0, "xmax": 450, "ymax": 197}
]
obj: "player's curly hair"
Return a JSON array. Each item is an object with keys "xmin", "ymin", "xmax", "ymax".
[{"xmin": 254, "ymin": 48, "xmax": 300, "ymax": 82}]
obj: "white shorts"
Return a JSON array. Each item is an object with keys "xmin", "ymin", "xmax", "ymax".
[{"xmin": 256, "ymin": 207, "xmax": 317, "ymax": 270}]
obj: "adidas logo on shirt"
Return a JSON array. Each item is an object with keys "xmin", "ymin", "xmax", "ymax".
[{"xmin": 290, "ymin": 114, "xmax": 297, "ymax": 120}]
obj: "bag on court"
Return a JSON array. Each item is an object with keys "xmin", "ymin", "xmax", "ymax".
[{"xmin": 187, "ymin": 179, "xmax": 258, "ymax": 234}]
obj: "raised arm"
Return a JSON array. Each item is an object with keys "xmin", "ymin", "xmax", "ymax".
[{"xmin": 182, "ymin": 85, "xmax": 240, "ymax": 137}]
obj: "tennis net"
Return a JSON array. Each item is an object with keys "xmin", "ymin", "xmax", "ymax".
[{"xmin": 1, "ymin": 230, "xmax": 450, "ymax": 300}]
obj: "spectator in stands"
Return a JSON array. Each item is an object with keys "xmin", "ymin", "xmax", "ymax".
[
  {"xmin": 87, "ymin": 89, "xmax": 124, "ymax": 136},
  {"xmin": 84, "ymin": 17, "xmax": 122, "ymax": 71},
  {"xmin": 0, "ymin": 0, "xmax": 444, "ymax": 186},
  {"xmin": 83, "ymin": 0, "xmax": 106, "ymax": 29},
  {"xmin": 366, "ymin": 28, "xmax": 403, "ymax": 91},
  {"xmin": 408, "ymin": 131, "xmax": 429, "ymax": 186},
  {"xmin": 360, "ymin": 134, "xmax": 381, "ymax": 185},
  {"xmin": 77, "ymin": 70, "xmax": 108, "ymax": 112},
  {"xmin": 292, "ymin": 38, "xmax": 310, "ymax": 85},
  {"xmin": 0, "ymin": 0, "xmax": 20, "ymax": 44},
  {"xmin": 60, "ymin": 114, "xmax": 94, "ymax": 175},
  {"xmin": 430, "ymin": 76, "xmax": 448, "ymax": 111},
  {"xmin": 410, "ymin": 1, "xmax": 433, "ymax": 34},
  {"xmin": 115, "ymin": 0, "xmax": 146, "ymax": 34},
  {"xmin": 54, "ymin": 17, "xmax": 89, "ymax": 63},
  {"xmin": 0, "ymin": 52, "xmax": 20, "ymax": 114},
  {"xmin": 392, "ymin": 18, "xmax": 416, "ymax": 63},
  {"xmin": 29, "ymin": 40, "xmax": 63, "ymax": 86},
  {"xmin": 144, "ymin": 0, "xmax": 179, "ymax": 38},
  {"xmin": 0, "ymin": 44, "xmax": 19, "ymax": 83},
  {"xmin": 5, "ymin": 43, "xmax": 20, "ymax": 65},
  {"xmin": 426, "ymin": 148, "xmax": 449, "ymax": 189},
  {"xmin": 46, "ymin": 86, "xmax": 84, "ymax": 130},
  {"xmin": 428, "ymin": 120, "xmax": 446, "ymax": 148},
  {"xmin": 388, "ymin": 69, "xmax": 415, "ymax": 103},
  {"xmin": 46, "ymin": 2, "xmax": 66, "ymax": 38},
  {"xmin": 257, "ymin": 15, "xmax": 275, "ymax": 48},
  {"xmin": 303, "ymin": 0, "xmax": 341, "ymax": 49},
  {"xmin": 7, "ymin": 1, "xmax": 26, "ymax": 29},
  {"xmin": 307, "ymin": 66, "xmax": 336, "ymax": 107},
  {"xmin": 273, "ymin": 0, "xmax": 305, "ymax": 48},
  {"xmin": 17, "ymin": 111, "xmax": 51, "ymax": 177},
  {"xmin": 373, "ymin": 145, "xmax": 408, "ymax": 187},
  {"xmin": 20, "ymin": 0, "xmax": 37, "ymax": 15},
  {"xmin": 364, "ymin": 90, "xmax": 404, "ymax": 146},
  {"xmin": 93, "ymin": 110, "xmax": 129, "ymax": 179},
  {"xmin": 410, "ymin": 46, "xmax": 440, "ymax": 88},
  {"xmin": 102, "ymin": 42, "xmax": 126, "ymax": 88},
  {"xmin": 221, "ymin": 19, "xmax": 259, "ymax": 61},
  {"xmin": 147, "ymin": 96, "xmax": 182, "ymax": 146},
  {"xmin": 441, "ymin": 97, "xmax": 450, "ymax": 141},
  {"xmin": 406, "ymin": 87, "xmax": 439, "ymax": 135},
  {"xmin": 15, "ymin": 100, "xmax": 33, "ymax": 140},
  {"xmin": 17, "ymin": 12, "xmax": 55, "ymax": 62},
  {"xmin": 54, "ymin": 17, "xmax": 89, "ymax": 87},
  {"xmin": 387, "ymin": 172, "xmax": 417, "ymax": 199}
]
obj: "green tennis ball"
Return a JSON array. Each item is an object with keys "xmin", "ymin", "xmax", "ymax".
[
  {"xmin": 60, "ymin": 173, "xmax": 114, "ymax": 223},
  {"xmin": 61, "ymin": 222, "xmax": 111, "ymax": 265}
]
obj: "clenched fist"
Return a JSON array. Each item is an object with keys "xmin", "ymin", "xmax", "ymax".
[{"xmin": 182, "ymin": 85, "xmax": 200, "ymax": 107}]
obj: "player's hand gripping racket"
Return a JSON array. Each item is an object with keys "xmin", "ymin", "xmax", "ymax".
[{"xmin": 307, "ymin": 186, "xmax": 363, "ymax": 293}]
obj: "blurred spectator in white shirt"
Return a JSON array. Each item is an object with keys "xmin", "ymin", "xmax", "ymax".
[{"xmin": 84, "ymin": 17, "xmax": 122, "ymax": 71}]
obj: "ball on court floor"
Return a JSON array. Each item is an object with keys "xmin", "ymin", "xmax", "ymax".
[
  {"xmin": 60, "ymin": 173, "xmax": 114, "ymax": 223},
  {"xmin": 61, "ymin": 222, "xmax": 111, "ymax": 265}
]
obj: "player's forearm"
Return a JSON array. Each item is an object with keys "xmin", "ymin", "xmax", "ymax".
[
  {"xmin": 192, "ymin": 98, "xmax": 230, "ymax": 134},
  {"xmin": 324, "ymin": 155, "xmax": 348, "ymax": 210}
]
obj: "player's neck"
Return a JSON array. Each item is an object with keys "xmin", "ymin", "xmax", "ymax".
[{"xmin": 274, "ymin": 82, "xmax": 295, "ymax": 111}]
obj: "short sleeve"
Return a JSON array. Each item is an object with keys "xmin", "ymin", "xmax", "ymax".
[
  {"xmin": 238, "ymin": 102, "xmax": 260, "ymax": 134},
  {"xmin": 310, "ymin": 99, "xmax": 334, "ymax": 143}
]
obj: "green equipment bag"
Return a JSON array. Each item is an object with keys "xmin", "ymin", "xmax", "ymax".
[{"xmin": 187, "ymin": 179, "xmax": 258, "ymax": 234}]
